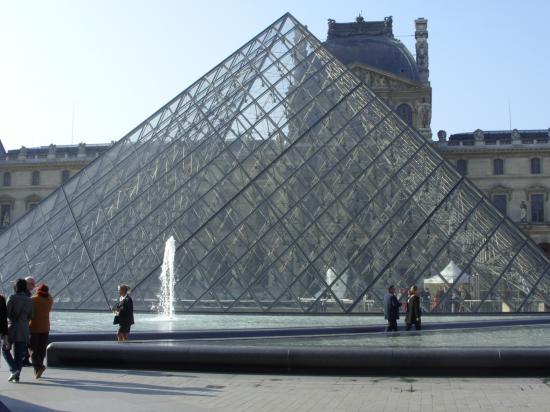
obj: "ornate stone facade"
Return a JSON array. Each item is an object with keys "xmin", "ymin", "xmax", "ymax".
[
  {"xmin": 324, "ymin": 15, "xmax": 432, "ymax": 140},
  {"xmin": 435, "ymin": 129, "xmax": 550, "ymax": 254},
  {"xmin": 326, "ymin": 15, "xmax": 550, "ymax": 257},
  {"xmin": 0, "ymin": 140, "xmax": 112, "ymax": 230}
]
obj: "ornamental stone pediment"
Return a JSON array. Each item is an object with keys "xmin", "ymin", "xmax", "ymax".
[
  {"xmin": 350, "ymin": 64, "xmax": 420, "ymax": 90},
  {"xmin": 0, "ymin": 194, "xmax": 16, "ymax": 204},
  {"xmin": 24, "ymin": 194, "xmax": 42, "ymax": 203},
  {"xmin": 525, "ymin": 185, "xmax": 550, "ymax": 200},
  {"xmin": 488, "ymin": 184, "xmax": 513, "ymax": 200}
]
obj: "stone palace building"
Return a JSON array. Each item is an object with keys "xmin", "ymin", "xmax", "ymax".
[{"xmin": 0, "ymin": 142, "xmax": 111, "ymax": 230}]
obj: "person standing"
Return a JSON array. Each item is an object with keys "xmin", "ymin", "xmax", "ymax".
[
  {"xmin": 114, "ymin": 284, "xmax": 134, "ymax": 342},
  {"xmin": 0, "ymin": 293, "xmax": 7, "ymax": 360},
  {"xmin": 29, "ymin": 284, "xmax": 53, "ymax": 379},
  {"xmin": 432, "ymin": 287, "xmax": 444, "ymax": 311},
  {"xmin": 420, "ymin": 288, "xmax": 431, "ymax": 309},
  {"xmin": 2, "ymin": 279, "xmax": 33, "ymax": 382},
  {"xmin": 383, "ymin": 285, "xmax": 401, "ymax": 332},
  {"xmin": 405, "ymin": 285, "xmax": 422, "ymax": 331},
  {"xmin": 25, "ymin": 277, "xmax": 36, "ymax": 296},
  {"xmin": 21, "ymin": 276, "xmax": 36, "ymax": 367}
]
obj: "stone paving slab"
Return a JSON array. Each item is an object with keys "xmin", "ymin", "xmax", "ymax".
[{"xmin": 1, "ymin": 362, "xmax": 550, "ymax": 411}]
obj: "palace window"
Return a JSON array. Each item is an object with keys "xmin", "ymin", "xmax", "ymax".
[
  {"xmin": 61, "ymin": 169, "xmax": 70, "ymax": 184},
  {"xmin": 31, "ymin": 170, "xmax": 40, "ymax": 186},
  {"xmin": 3, "ymin": 172, "xmax": 11, "ymax": 187},
  {"xmin": 531, "ymin": 194, "xmax": 545, "ymax": 223},
  {"xmin": 492, "ymin": 194, "xmax": 507, "ymax": 216},
  {"xmin": 456, "ymin": 159, "xmax": 467, "ymax": 175},
  {"xmin": 531, "ymin": 158, "xmax": 541, "ymax": 174},
  {"xmin": 0, "ymin": 204, "xmax": 11, "ymax": 227},
  {"xmin": 25, "ymin": 194, "xmax": 42, "ymax": 211},
  {"xmin": 395, "ymin": 104, "xmax": 413, "ymax": 126},
  {"xmin": 493, "ymin": 158, "xmax": 504, "ymax": 175}
]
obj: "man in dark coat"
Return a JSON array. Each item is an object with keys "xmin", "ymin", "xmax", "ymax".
[
  {"xmin": 3, "ymin": 279, "xmax": 33, "ymax": 382},
  {"xmin": 383, "ymin": 285, "xmax": 401, "ymax": 332}
]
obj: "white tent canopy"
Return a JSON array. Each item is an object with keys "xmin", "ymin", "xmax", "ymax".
[{"xmin": 424, "ymin": 261, "xmax": 470, "ymax": 285}]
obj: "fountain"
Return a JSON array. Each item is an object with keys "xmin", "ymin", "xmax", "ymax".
[
  {"xmin": 326, "ymin": 267, "xmax": 348, "ymax": 299},
  {"xmin": 157, "ymin": 236, "xmax": 176, "ymax": 319}
]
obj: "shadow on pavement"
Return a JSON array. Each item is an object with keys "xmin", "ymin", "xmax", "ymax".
[
  {"xmin": 0, "ymin": 396, "xmax": 68, "ymax": 412},
  {"xmin": 51, "ymin": 367, "xmax": 198, "ymax": 379},
  {"xmin": 39, "ymin": 377, "xmax": 220, "ymax": 397}
]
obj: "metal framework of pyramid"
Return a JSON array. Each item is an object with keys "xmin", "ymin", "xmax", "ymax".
[{"xmin": 1, "ymin": 13, "xmax": 549, "ymax": 313}]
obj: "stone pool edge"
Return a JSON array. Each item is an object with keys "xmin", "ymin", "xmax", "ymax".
[{"xmin": 46, "ymin": 342, "xmax": 550, "ymax": 376}]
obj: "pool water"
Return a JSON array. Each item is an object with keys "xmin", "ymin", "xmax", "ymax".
[
  {"xmin": 168, "ymin": 324, "xmax": 550, "ymax": 347},
  {"xmin": 50, "ymin": 311, "xmax": 546, "ymax": 333}
]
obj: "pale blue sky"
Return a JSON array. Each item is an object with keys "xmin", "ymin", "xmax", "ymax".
[{"xmin": 1, "ymin": 0, "xmax": 549, "ymax": 149}]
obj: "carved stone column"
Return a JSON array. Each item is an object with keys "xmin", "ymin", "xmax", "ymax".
[
  {"xmin": 415, "ymin": 99, "xmax": 432, "ymax": 140},
  {"xmin": 415, "ymin": 18, "xmax": 429, "ymax": 84}
]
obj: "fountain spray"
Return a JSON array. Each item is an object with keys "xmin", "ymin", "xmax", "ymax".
[{"xmin": 158, "ymin": 236, "xmax": 176, "ymax": 318}]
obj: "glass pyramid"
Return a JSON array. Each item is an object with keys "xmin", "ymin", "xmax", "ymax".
[{"xmin": 1, "ymin": 13, "xmax": 549, "ymax": 313}]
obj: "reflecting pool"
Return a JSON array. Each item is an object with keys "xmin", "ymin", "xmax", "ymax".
[
  {"xmin": 50, "ymin": 311, "xmax": 546, "ymax": 333},
  {"xmin": 147, "ymin": 325, "xmax": 550, "ymax": 348}
]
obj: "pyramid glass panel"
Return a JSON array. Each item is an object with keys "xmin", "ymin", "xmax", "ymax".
[{"xmin": 0, "ymin": 13, "xmax": 549, "ymax": 312}]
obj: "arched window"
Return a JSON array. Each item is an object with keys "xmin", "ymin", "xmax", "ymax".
[
  {"xmin": 3, "ymin": 172, "xmax": 11, "ymax": 187},
  {"xmin": 395, "ymin": 104, "xmax": 413, "ymax": 126},
  {"xmin": 31, "ymin": 170, "xmax": 40, "ymax": 186},
  {"xmin": 493, "ymin": 159, "xmax": 504, "ymax": 175},
  {"xmin": 456, "ymin": 159, "xmax": 467, "ymax": 175},
  {"xmin": 531, "ymin": 158, "xmax": 541, "ymax": 174},
  {"xmin": 61, "ymin": 169, "xmax": 70, "ymax": 184}
]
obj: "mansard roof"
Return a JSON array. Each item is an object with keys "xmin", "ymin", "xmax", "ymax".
[
  {"xmin": 450, "ymin": 130, "xmax": 549, "ymax": 143},
  {"xmin": 0, "ymin": 141, "xmax": 112, "ymax": 161}
]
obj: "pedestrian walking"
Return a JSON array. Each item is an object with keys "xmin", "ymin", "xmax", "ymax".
[
  {"xmin": 21, "ymin": 276, "xmax": 36, "ymax": 367},
  {"xmin": 2, "ymin": 279, "xmax": 33, "ymax": 382},
  {"xmin": 29, "ymin": 284, "xmax": 53, "ymax": 379}
]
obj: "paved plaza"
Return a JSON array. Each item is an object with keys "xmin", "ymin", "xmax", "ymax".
[{"xmin": 1, "ymin": 362, "xmax": 550, "ymax": 411}]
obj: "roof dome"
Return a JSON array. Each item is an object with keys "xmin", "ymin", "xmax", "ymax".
[{"xmin": 324, "ymin": 16, "xmax": 420, "ymax": 83}]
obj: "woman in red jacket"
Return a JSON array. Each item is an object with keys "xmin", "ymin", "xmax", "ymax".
[{"xmin": 29, "ymin": 284, "xmax": 53, "ymax": 379}]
